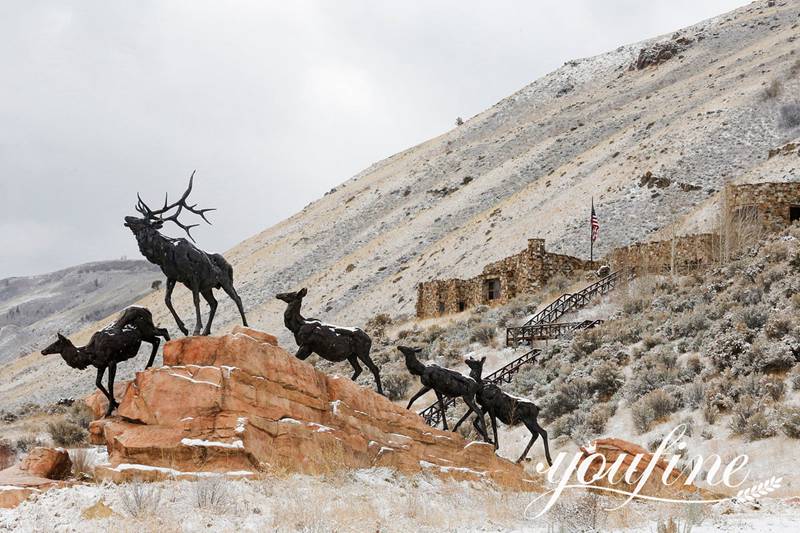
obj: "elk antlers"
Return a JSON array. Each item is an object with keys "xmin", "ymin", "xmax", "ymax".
[{"xmin": 135, "ymin": 171, "xmax": 216, "ymax": 242}]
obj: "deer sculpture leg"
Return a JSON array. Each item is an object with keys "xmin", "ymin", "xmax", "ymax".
[
  {"xmin": 201, "ymin": 289, "xmax": 218, "ymax": 336},
  {"xmin": 435, "ymin": 391, "xmax": 450, "ymax": 431},
  {"xmin": 191, "ymin": 288, "xmax": 203, "ymax": 336},
  {"xmin": 453, "ymin": 408, "xmax": 473, "ymax": 432},
  {"xmin": 95, "ymin": 366, "xmax": 113, "ymax": 415},
  {"xmin": 406, "ymin": 385, "xmax": 431, "ymax": 409},
  {"xmin": 348, "ymin": 355, "xmax": 363, "ymax": 381},
  {"xmin": 222, "ymin": 282, "xmax": 248, "ymax": 327},
  {"xmin": 518, "ymin": 419, "xmax": 552, "ymax": 466},
  {"xmin": 164, "ymin": 279, "xmax": 188, "ymax": 336},
  {"xmin": 462, "ymin": 395, "xmax": 489, "ymax": 441},
  {"xmin": 295, "ymin": 345, "xmax": 312, "ymax": 360},
  {"xmin": 145, "ymin": 337, "xmax": 160, "ymax": 369},
  {"xmin": 356, "ymin": 346, "xmax": 383, "ymax": 396},
  {"xmin": 106, "ymin": 361, "xmax": 119, "ymax": 416}
]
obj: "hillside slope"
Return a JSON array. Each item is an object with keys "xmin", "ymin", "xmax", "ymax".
[
  {"xmin": 0, "ymin": 261, "xmax": 159, "ymax": 364},
  {"xmin": 179, "ymin": 0, "xmax": 799, "ymax": 339},
  {"xmin": 1, "ymin": 0, "xmax": 799, "ymax": 407}
]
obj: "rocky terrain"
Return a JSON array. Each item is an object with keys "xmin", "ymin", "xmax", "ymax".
[{"xmin": 0, "ymin": 260, "xmax": 159, "ymax": 364}]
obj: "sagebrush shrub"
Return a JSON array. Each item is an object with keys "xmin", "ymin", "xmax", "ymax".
[
  {"xmin": 780, "ymin": 407, "xmax": 800, "ymax": 439},
  {"xmin": 683, "ymin": 380, "xmax": 704, "ymax": 409},
  {"xmin": 729, "ymin": 395, "xmax": 776, "ymax": 441},
  {"xmin": 738, "ymin": 306, "xmax": 768, "ymax": 330},
  {"xmin": 780, "ymin": 103, "xmax": 800, "ymax": 129},
  {"xmin": 590, "ymin": 361, "xmax": 624, "ymax": 398},
  {"xmin": 47, "ymin": 419, "xmax": 87, "ymax": 446},
  {"xmin": 468, "ymin": 323, "xmax": 495, "ymax": 345},
  {"xmin": 764, "ymin": 316, "xmax": 792, "ymax": 340},
  {"xmin": 119, "ymin": 482, "xmax": 162, "ymax": 519},
  {"xmin": 631, "ymin": 388, "xmax": 680, "ymax": 433}
]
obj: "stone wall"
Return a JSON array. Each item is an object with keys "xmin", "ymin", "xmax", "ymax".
[
  {"xmin": 416, "ymin": 239, "xmax": 596, "ymax": 318},
  {"xmin": 725, "ymin": 182, "xmax": 800, "ymax": 231},
  {"xmin": 607, "ymin": 233, "xmax": 718, "ymax": 275}
]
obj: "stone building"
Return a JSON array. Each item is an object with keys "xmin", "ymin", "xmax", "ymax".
[
  {"xmin": 724, "ymin": 181, "xmax": 800, "ymax": 231},
  {"xmin": 415, "ymin": 181, "xmax": 800, "ymax": 318},
  {"xmin": 416, "ymin": 239, "xmax": 596, "ymax": 318}
]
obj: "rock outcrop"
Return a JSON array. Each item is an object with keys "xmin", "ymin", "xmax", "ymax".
[
  {"xmin": 579, "ymin": 438, "xmax": 713, "ymax": 499},
  {"xmin": 89, "ymin": 327, "xmax": 540, "ymax": 490},
  {"xmin": 0, "ymin": 440, "xmax": 13, "ymax": 470},
  {"xmin": 0, "ymin": 448, "xmax": 72, "ymax": 509}
]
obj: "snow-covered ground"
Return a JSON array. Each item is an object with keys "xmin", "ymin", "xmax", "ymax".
[{"xmin": 1, "ymin": 468, "xmax": 798, "ymax": 532}]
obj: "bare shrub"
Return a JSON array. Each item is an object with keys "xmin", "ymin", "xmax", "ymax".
[
  {"xmin": 381, "ymin": 368, "xmax": 411, "ymax": 401},
  {"xmin": 760, "ymin": 375, "xmax": 785, "ymax": 402},
  {"xmin": 365, "ymin": 313, "xmax": 392, "ymax": 338},
  {"xmin": 684, "ymin": 380, "xmax": 705, "ymax": 409},
  {"xmin": 791, "ymin": 367, "xmax": 800, "ymax": 391},
  {"xmin": 68, "ymin": 402, "xmax": 95, "ymax": 429},
  {"xmin": 14, "ymin": 435, "xmax": 43, "ymax": 453},
  {"xmin": 193, "ymin": 477, "xmax": 232, "ymax": 512},
  {"xmin": 572, "ymin": 328, "xmax": 602, "ymax": 357},
  {"xmin": 779, "ymin": 407, "xmax": 800, "ymax": 439},
  {"xmin": 70, "ymin": 448, "xmax": 92, "ymax": 479},
  {"xmin": 119, "ymin": 482, "xmax": 162, "ymax": 519},
  {"xmin": 591, "ymin": 361, "xmax": 624, "ymax": 398},
  {"xmin": 729, "ymin": 395, "xmax": 776, "ymax": 440},
  {"xmin": 702, "ymin": 403, "xmax": 719, "ymax": 425},
  {"xmin": 47, "ymin": 418, "xmax": 87, "ymax": 446},
  {"xmin": 765, "ymin": 316, "xmax": 792, "ymax": 339},
  {"xmin": 468, "ymin": 323, "xmax": 495, "ymax": 345},
  {"xmin": 631, "ymin": 388, "xmax": 680, "ymax": 433},
  {"xmin": 762, "ymin": 79, "xmax": 782, "ymax": 100},
  {"xmin": 738, "ymin": 306, "xmax": 768, "ymax": 330},
  {"xmin": 780, "ymin": 103, "xmax": 800, "ymax": 129},
  {"xmin": 542, "ymin": 378, "xmax": 592, "ymax": 420}
]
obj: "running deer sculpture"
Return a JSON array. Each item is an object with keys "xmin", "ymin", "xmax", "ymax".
[
  {"xmin": 454, "ymin": 356, "xmax": 552, "ymax": 465},
  {"xmin": 41, "ymin": 307, "xmax": 169, "ymax": 417},
  {"xmin": 276, "ymin": 288, "xmax": 383, "ymax": 395},
  {"xmin": 398, "ymin": 345, "xmax": 490, "ymax": 441},
  {"xmin": 124, "ymin": 172, "xmax": 247, "ymax": 336}
]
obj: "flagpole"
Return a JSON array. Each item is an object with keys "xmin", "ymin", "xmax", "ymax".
[{"xmin": 590, "ymin": 197, "xmax": 594, "ymax": 263}]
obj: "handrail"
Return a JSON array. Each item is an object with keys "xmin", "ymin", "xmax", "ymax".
[{"xmin": 523, "ymin": 270, "xmax": 621, "ymax": 327}]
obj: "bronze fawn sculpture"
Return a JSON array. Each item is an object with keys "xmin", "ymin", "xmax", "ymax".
[
  {"xmin": 454, "ymin": 356, "xmax": 553, "ymax": 466},
  {"xmin": 276, "ymin": 288, "xmax": 383, "ymax": 395},
  {"xmin": 398, "ymin": 345, "xmax": 490, "ymax": 441},
  {"xmin": 124, "ymin": 172, "xmax": 247, "ymax": 336},
  {"xmin": 41, "ymin": 307, "xmax": 169, "ymax": 417}
]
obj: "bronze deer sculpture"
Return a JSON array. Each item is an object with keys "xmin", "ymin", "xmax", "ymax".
[
  {"xmin": 41, "ymin": 306, "xmax": 169, "ymax": 417},
  {"xmin": 124, "ymin": 172, "xmax": 247, "ymax": 336}
]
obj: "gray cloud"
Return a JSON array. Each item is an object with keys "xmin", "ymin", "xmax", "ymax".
[{"xmin": 0, "ymin": 0, "xmax": 745, "ymax": 278}]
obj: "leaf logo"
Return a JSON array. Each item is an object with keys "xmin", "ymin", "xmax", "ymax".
[{"xmin": 734, "ymin": 476, "xmax": 782, "ymax": 504}]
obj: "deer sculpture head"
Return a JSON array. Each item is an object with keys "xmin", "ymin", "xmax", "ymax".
[{"xmin": 124, "ymin": 171, "xmax": 216, "ymax": 243}]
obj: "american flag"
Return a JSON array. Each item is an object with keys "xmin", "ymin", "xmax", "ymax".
[{"xmin": 591, "ymin": 199, "xmax": 600, "ymax": 242}]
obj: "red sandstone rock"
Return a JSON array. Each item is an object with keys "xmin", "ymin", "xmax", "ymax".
[
  {"xmin": 91, "ymin": 329, "xmax": 541, "ymax": 490},
  {"xmin": 578, "ymin": 438, "xmax": 712, "ymax": 499},
  {"xmin": 19, "ymin": 447, "xmax": 72, "ymax": 480},
  {"xmin": 0, "ymin": 440, "xmax": 14, "ymax": 470},
  {"xmin": 85, "ymin": 380, "xmax": 132, "ymax": 420},
  {"xmin": 0, "ymin": 448, "xmax": 73, "ymax": 508}
]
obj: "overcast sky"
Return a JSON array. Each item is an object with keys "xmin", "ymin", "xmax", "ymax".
[{"xmin": 0, "ymin": 0, "xmax": 746, "ymax": 279}]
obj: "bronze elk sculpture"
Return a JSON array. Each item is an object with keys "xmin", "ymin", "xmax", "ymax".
[
  {"xmin": 398, "ymin": 345, "xmax": 490, "ymax": 441},
  {"xmin": 124, "ymin": 172, "xmax": 247, "ymax": 336},
  {"xmin": 276, "ymin": 288, "xmax": 383, "ymax": 395},
  {"xmin": 454, "ymin": 356, "xmax": 553, "ymax": 466},
  {"xmin": 41, "ymin": 307, "xmax": 169, "ymax": 417}
]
